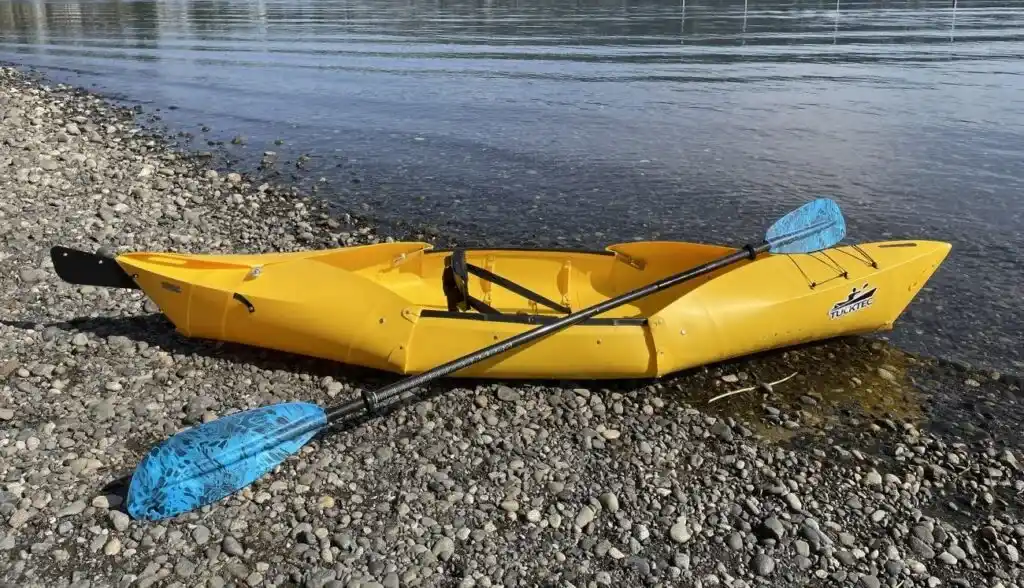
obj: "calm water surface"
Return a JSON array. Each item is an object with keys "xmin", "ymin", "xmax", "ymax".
[{"xmin": 1, "ymin": 0, "xmax": 1022, "ymax": 373}]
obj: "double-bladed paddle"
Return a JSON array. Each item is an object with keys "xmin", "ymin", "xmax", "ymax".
[{"xmin": 125, "ymin": 198, "xmax": 846, "ymax": 520}]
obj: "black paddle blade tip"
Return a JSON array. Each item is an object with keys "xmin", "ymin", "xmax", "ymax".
[{"xmin": 49, "ymin": 246, "xmax": 140, "ymax": 289}]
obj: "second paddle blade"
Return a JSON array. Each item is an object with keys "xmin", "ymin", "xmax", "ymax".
[
  {"xmin": 764, "ymin": 197, "xmax": 846, "ymax": 254},
  {"xmin": 126, "ymin": 402, "xmax": 327, "ymax": 520}
]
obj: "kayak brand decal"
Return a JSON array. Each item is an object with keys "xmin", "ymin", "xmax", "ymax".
[{"xmin": 829, "ymin": 283, "xmax": 876, "ymax": 319}]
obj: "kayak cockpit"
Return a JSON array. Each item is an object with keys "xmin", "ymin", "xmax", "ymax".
[{"xmin": 352, "ymin": 242, "xmax": 750, "ymax": 322}]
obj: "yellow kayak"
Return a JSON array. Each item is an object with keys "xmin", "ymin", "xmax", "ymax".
[{"xmin": 50, "ymin": 238, "xmax": 950, "ymax": 379}]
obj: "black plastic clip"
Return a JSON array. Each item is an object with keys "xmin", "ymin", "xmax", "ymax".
[{"xmin": 233, "ymin": 293, "xmax": 255, "ymax": 313}]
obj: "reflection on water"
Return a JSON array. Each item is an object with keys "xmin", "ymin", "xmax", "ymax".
[{"xmin": 1, "ymin": 0, "xmax": 1023, "ymax": 374}]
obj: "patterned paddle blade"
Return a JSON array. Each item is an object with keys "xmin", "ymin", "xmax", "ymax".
[
  {"xmin": 764, "ymin": 197, "xmax": 846, "ymax": 254},
  {"xmin": 126, "ymin": 402, "xmax": 327, "ymax": 520}
]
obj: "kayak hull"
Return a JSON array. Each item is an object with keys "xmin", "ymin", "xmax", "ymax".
[{"xmin": 71, "ymin": 239, "xmax": 950, "ymax": 379}]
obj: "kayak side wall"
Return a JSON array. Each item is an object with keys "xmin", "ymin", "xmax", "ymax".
[
  {"xmin": 649, "ymin": 240, "xmax": 952, "ymax": 374},
  {"xmin": 119, "ymin": 245, "xmax": 430, "ymax": 374},
  {"xmin": 219, "ymin": 255, "xmax": 426, "ymax": 374},
  {"xmin": 402, "ymin": 314, "xmax": 657, "ymax": 379}
]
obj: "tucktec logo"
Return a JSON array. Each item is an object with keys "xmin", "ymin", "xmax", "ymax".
[{"xmin": 829, "ymin": 283, "xmax": 876, "ymax": 319}]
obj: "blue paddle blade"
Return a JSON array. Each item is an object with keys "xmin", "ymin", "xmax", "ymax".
[
  {"xmin": 126, "ymin": 402, "xmax": 327, "ymax": 520},
  {"xmin": 764, "ymin": 197, "xmax": 846, "ymax": 254}
]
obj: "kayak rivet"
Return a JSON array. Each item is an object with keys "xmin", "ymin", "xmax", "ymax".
[
  {"xmin": 596, "ymin": 339, "xmax": 602, "ymax": 345},
  {"xmin": 379, "ymin": 317, "xmax": 385, "ymax": 324},
  {"xmin": 680, "ymin": 329, "xmax": 687, "ymax": 336}
]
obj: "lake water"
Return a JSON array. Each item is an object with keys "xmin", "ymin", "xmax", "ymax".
[{"xmin": 1, "ymin": 0, "xmax": 1022, "ymax": 374}]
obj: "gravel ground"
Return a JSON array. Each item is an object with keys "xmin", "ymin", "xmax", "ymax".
[{"xmin": 2, "ymin": 65, "xmax": 1023, "ymax": 588}]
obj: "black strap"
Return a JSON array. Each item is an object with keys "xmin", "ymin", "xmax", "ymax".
[
  {"xmin": 448, "ymin": 249, "xmax": 571, "ymax": 315},
  {"xmin": 464, "ymin": 262, "xmax": 572, "ymax": 314},
  {"xmin": 443, "ymin": 252, "xmax": 501, "ymax": 314}
]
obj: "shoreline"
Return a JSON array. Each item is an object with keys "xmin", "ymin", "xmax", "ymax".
[
  {"xmin": 2, "ymin": 65, "xmax": 1023, "ymax": 588},
  {"xmin": 4, "ymin": 61, "xmax": 1019, "ymax": 382}
]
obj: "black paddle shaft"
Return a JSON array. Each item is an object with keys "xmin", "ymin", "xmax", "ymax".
[{"xmin": 323, "ymin": 241, "xmax": 767, "ymax": 425}]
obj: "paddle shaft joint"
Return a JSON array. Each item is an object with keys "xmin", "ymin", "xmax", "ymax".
[{"xmin": 323, "ymin": 239, "xmax": 769, "ymax": 425}]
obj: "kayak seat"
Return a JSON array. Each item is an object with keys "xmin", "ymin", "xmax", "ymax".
[{"xmin": 441, "ymin": 249, "xmax": 572, "ymax": 316}]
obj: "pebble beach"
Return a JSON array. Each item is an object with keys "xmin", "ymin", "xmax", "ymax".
[{"xmin": 2, "ymin": 65, "xmax": 1024, "ymax": 588}]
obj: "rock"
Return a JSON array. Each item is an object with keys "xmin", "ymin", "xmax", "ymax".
[
  {"xmin": 109, "ymin": 510, "xmax": 130, "ymax": 532},
  {"xmin": 9, "ymin": 509, "xmax": 33, "ymax": 528},
  {"xmin": 675, "ymin": 552, "xmax": 690, "ymax": 569},
  {"xmin": 496, "ymin": 386, "xmax": 520, "ymax": 402},
  {"xmin": 795, "ymin": 540, "xmax": 810, "ymax": 557},
  {"xmin": 576, "ymin": 505, "xmax": 596, "ymax": 529},
  {"xmin": 670, "ymin": 519, "xmax": 692, "ymax": 544},
  {"xmin": 1005, "ymin": 544, "xmax": 1020, "ymax": 563},
  {"xmin": 758, "ymin": 517, "xmax": 785, "ymax": 541},
  {"xmin": 837, "ymin": 550, "xmax": 856, "ymax": 567},
  {"xmin": 18, "ymin": 268, "xmax": 46, "ymax": 283},
  {"xmin": 599, "ymin": 492, "xmax": 619, "ymax": 513},
  {"xmin": 432, "ymin": 537, "xmax": 455, "ymax": 561},
  {"xmin": 727, "ymin": 532, "xmax": 744, "ymax": 550},
  {"xmin": 864, "ymin": 470, "xmax": 883, "ymax": 486},
  {"xmin": 909, "ymin": 536, "xmax": 936, "ymax": 560},
  {"xmin": 784, "ymin": 493, "xmax": 802, "ymax": 512},
  {"xmin": 175, "ymin": 558, "xmax": 196, "ymax": 578},
  {"xmin": 750, "ymin": 553, "xmax": 775, "ymax": 576},
  {"xmin": 57, "ymin": 501, "xmax": 86, "ymax": 518},
  {"xmin": 913, "ymin": 525, "xmax": 934, "ymax": 544},
  {"xmin": 193, "ymin": 525, "xmax": 211, "ymax": 545},
  {"xmin": 711, "ymin": 421, "xmax": 734, "ymax": 442},
  {"xmin": 222, "ymin": 536, "xmax": 244, "ymax": 557}
]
